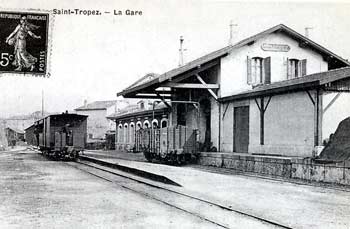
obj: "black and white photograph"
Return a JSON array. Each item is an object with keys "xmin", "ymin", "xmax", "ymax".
[{"xmin": 0, "ymin": 0, "xmax": 350, "ymax": 228}]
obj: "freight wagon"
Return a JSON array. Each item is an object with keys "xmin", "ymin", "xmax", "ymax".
[
  {"xmin": 35, "ymin": 113, "xmax": 87, "ymax": 160},
  {"xmin": 136, "ymin": 125, "xmax": 198, "ymax": 164}
]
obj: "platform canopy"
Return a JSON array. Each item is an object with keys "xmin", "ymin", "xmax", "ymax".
[
  {"xmin": 117, "ymin": 48, "xmax": 227, "ymax": 100},
  {"xmin": 220, "ymin": 67, "xmax": 350, "ymax": 102}
]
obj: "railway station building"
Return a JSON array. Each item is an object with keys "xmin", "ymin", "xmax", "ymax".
[{"xmin": 117, "ymin": 24, "xmax": 350, "ymax": 159}]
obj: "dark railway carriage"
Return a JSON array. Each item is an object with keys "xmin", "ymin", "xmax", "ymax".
[
  {"xmin": 136, "ymin": 126, "xmax": 198, "ymax": 164},
  {"xmin": 35, "ymin": 113, "xmax": 87, "ymax": 160}
]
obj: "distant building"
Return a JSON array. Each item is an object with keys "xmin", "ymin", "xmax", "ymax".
[
  {"xmin": 75, "ymin": 100, "xmax": 118, "ymax": 141},
  {"xmin": 5, "ymin": 127, "xmax": 24, "ymax": 146},
  {"xmin": 0, "ymin": 111, "xmax": 48, "ymax": 148},
  {"xmin": 107, "ymin": 99, "xmax": 170, "ymax": 151}
]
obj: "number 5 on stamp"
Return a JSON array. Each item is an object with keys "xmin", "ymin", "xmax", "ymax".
[{"xmin": 0, "ymin": 11, "xmax": 49, "ymax": 76}]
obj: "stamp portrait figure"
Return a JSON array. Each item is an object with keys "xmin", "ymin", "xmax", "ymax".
[{"xmin": 5, "ymin": 16, "xmax": 41, "ymax": 71}]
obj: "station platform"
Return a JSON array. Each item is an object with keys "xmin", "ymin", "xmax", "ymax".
[
  {"xmin": 81, "ymin": 151, "xmax": 350, "ymax": 229},
  {"xmin": 83, "ymin": 149, "xmax": 146, "ymax": 162},
  {"xmin": 83, "ymin": 149, "xmax": 350, "ymax": 186}
]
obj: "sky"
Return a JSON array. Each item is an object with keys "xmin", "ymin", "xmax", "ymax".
[{"xmin": 0, "ymin": 0, "xmax": 350, "ymax": 117}]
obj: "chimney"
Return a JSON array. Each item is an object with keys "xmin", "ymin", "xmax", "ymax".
[
  {"xmin": 229, "ymin": 21, "xmax": 238, "ymax": 45},
  {"xmin": 178, "ymin": 36, "xmax": 186, "ymax": 66},
  {"xmin": 305, "ymin": 27, "xmax": 313, "ymax": 38}
]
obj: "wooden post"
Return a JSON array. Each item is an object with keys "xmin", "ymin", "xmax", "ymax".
[
  {"xmin": 255, "ymin": 96, "xmax": 272, "ymax": 146},
  {"xmin": 260, "ymin": 97, "xmax": 265, "ymax": 145},
  {"xmin": 314, "ymin": 88, "xmax": 323, "ymax": 146},
  {"xmin": 218, "ymin": 102, "xmax": 221, "ymax": 151}
]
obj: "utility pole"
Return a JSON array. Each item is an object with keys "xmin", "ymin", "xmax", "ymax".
[
  {"xmin": 229, "ymin": 20, "xmax": 238, "ymax": 45},
  {"xmin": 178, "ymin": 36, "xmax": 187, "ymax": 66},
  {"xmin": 41, "ymin": 90, "xmax": 44, "ymax": 117}
]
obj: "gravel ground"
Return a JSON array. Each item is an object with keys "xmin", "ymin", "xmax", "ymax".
[{"xmin": 0, "ymin": 149, "xmax": 221, "ymax": 229}]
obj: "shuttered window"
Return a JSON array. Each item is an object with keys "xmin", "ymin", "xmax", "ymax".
[
  {"xmin": 287, "ymin": 58, "xmax": 307, "ymax": 79},
  {"xmin": 264, "ymin": 57, "xmax": 271, "ymax": 84},
  {"xmin": 247, "ymin": 56, "xmax": 271, "ymax": 85}
]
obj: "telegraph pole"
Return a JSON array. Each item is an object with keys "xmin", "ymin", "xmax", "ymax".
[{"xmin": 41, "ymin": 90, "xmax": 44, "ymax": 117}]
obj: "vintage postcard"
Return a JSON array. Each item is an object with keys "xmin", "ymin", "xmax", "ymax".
[{"xmin": 0, "ymin": 1, "xmax": 350, "ymax": 229}]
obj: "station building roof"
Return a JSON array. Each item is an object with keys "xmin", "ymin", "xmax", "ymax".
[
  {"xmin": 107, "ymin": 102, "xmax": 169, "ymax": 121},
  {"xmin": 118, "ymin": 24, "xmax": 350, "ymax": 98},
  {"xmin": 75, "ymin": 100, "xmax": 116, "ymax": 111}
]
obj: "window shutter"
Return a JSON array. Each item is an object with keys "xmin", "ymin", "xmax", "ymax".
[
  {"xmin": 247, "ymin": 56, "xmax": 252, "ymax": 84},
  {"xmin": 264, "ymin": 57, "xmax": 271, "ymax": 84},
  {"xmin": 301, "ymin": 59, "xmax": 307, "ymax": 76},
  {"xmin": 286, "ymin": 57, "xmax": 290, "ymax": 79}
]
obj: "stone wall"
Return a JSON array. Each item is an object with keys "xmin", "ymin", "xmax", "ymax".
[
  {"xmin": 291, "ymin": 158, "xmax": 350, "ymax": 185},
  {"xmin": 199, "ymin": 152, "xmax": 350, "ymax": 186}
]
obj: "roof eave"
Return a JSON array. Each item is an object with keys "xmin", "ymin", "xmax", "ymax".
[
  {"xmin": 75, "ymin": 108, "xmax": 107, "ymax": 111},
  {"xmin": 107, "ymin": 107, "xmax": 168, "ymax": 120},
  {"xmin": 219, "ymin": 81, "xmax": 320, "ymax": 102},
  {"xmin": 117, "ymin": 78, "xmax": 160, "ymax": 97},
  {"xmin": 117, "ymin": 48, "xmax": 230, "ymax": 97}
]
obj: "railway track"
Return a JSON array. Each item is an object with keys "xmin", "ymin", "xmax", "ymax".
[{"xmin": 65, "ymin": 157, "xmax": 293, "ymax": 229}]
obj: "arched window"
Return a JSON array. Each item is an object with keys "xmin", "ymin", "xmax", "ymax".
[
  {"xmin": 143, "ymin": 120, "xmax": 150, "ymax": 129},
  {"xmin": 118, "ymin": 124, "xmax": 123, "ymax": 143},
  {"xmin": 152, "ymin": 119, "xmax": 158, "ymax": 129},
  {"xmin": 124, "ymin": 123, "xmax": 129, "ymax": 143},
  {"xmin": 161, "ymin": 119, "xmax": 168, "ymax": 128},
  {"xmin": 129, "ymin": 123, "xmax": 135, "ymax": 144},
  {"xmin": 136, "ymin": 121, "xmax": 142, "ymax": 130}
]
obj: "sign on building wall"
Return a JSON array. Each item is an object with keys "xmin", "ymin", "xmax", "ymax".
[{"xmin": 261, "ymin": 43, "xmax": 290, "ymax": 52}]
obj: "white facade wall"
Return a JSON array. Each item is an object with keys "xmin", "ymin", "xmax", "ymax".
[
  {"xmin": 213, "ymin": 31, "xmax": 334, "ymax": 157},
  {"xmin": 220, "ymin": 103, "xmax": 233, "ymax": 152},
  {"xmin": 249, "ymin": 92, "xmax": 315, "ymax": 157},
  {"xmin": 220, "ymin": 33, "xmax": 328, "ymax": 97},
  {"xmin": 106, "ymin": 105, "xmax": 117, "ymax": 131},
  {"xmin": 219, "ymin": 91, "xmax": 315, "ymax": 157},
  {"xmin": 75, "ymin": 109, "xmax": 109, "ymax": 140}
]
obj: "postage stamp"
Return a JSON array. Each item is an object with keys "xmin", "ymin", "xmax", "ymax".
[{"xmin": 0, "ymin": 11, "xmax": 50, "ymax": 76}]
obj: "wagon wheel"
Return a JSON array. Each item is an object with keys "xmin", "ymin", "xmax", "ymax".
[
  {"xmin": 70, "ymin": 150, "xmax": 78, "ymax": 161},
  {"xmin": 176, "ymin": 154, "xmax": 185, "ymax": 165},
  {"xmin": 75, "ymin": 150, "xmax": 80, "ymax": 160},
  {"xmin": 171, "ymin": 151, "xmax": 178, "ymax": 165},
  {"xmin": 143, "ymin": 151, "xmax": 152, "ymax": 162}
]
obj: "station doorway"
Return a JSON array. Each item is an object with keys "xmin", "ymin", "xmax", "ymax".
[{"xmin": 233, "ymin": 106, "xmax": 249, "ymax": 153}]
